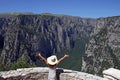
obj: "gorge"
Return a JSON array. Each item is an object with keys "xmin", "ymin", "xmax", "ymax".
[{"xmin": 0, "ymin": 13, "xmax": 120, "ymax": 76}]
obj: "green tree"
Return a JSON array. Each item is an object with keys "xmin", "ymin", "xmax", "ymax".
[{"xmin": 10, "ymin": 58, "xmax": 35, "ymax": 70}]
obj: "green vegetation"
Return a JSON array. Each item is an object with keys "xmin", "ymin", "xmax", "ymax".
[
  {"xmin": 108, "ymin": 46, "xmax": 120, "ymax": 69},
  {"xmin": 55, "ymin": 38, "xmax": 88, "ymax": 71},
  {"xmin": 10, "ymin": 57, "xmax": 36, "ymax": 70},
  {"xmin": 0, "ymin": 57, "xmax": 36, "ymax": 71},
  {"xmin": 0, "ymin": 64, "xmax": 5, "ymax": 71},
  {"xmin": 102, "ymin": 60, "xmax": 111, "ymax": 68},
  {"xmin": 87, "ymin": 66, "xmax": 95, "ymax": 74}
]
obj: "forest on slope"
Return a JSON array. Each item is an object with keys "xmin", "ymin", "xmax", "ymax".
[{"xmin": 0, "ymin": 13, "xmax": 120, "ymax": 75}]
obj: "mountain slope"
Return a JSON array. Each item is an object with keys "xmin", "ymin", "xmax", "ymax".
[
  {"xmin": 0, "ymin": 14, "xmax": 95, "ymax": 71},
  {"xmin": 82, "ymin": 16, "xmax": 120, "ymax": 75},
  {"xmin": 0, "ymin": 14, "xmax": 120, "ymax": 76}
]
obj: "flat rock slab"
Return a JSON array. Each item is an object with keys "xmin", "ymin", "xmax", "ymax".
[{"xmin": 0, "ymin": 67, "xmax": 103, "ymax": 80}]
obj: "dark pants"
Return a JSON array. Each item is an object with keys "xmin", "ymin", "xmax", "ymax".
[{"xmin": 56, "ymin": 68, "xmax": 64, "ymax": 80}]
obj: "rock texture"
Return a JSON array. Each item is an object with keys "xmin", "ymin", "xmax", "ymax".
[
  {"xmin": 82, "ymin": 16, "xmax": 120, "ymax": 75},
  {"xmin": 0, "ymin": 67, "xmax": 48, "ymax": 78},
  {"xmin": 0, "ymin": 13, "xmax": 95, "ymax": 70},
  {"xmin": 0, "ymin": 13, "xmax": 120, "ymax": 75},
  {"xmin": 60, "ymin": 71, "xmax": 103, "ymax": 80},
  {"xmin": 0, "ymin": 67, "xmax": 48, "ymax": 80},
  {"xmin": 0, "ymin": 67, "xmax": 103, "ymax": 80},
  {"xmin": 103, "ymin": 68, "xmax": 120, "ymax": 80}
]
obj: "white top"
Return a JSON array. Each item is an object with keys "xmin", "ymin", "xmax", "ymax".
[{"xmin": 48, "ymin": 68, "xmax": 56, "ymax": 80}]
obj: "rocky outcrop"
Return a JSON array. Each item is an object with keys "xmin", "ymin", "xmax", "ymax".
[
  {"xmin": 82, "ymin": 16, "xmax": 120, "ymax": 75},
  {"xmin": 0, "ymin": 67, "xmax": 103, "ymax": 80},
  {"xmin": 103, "ymin": 68, "xmax": 120, "ymax": 80},
  {"xmin": 0, "ymin": 14, "xmax": 95, "ymax": 70},
  {"xmin": 2, "ymin": 73, "xmax": 48, "ymax": 80},
  {"xmin": 0, "ymin": 13, "xmax": 120, "ymax": 76},
  {"xmin": 0, "ymin": 67, "xmax": 48, "ymax": 78},
  {"xmin": 0, "ymin": 67, "xmax": 48, "ymax": 80},
  {"xmin": 60, "ymin": 71, "xmax": 103, "ymax": 80}
]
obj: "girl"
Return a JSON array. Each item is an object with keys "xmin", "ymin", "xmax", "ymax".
[{"xmin": 37, "ymin": 53, "xmax": 69, "ymax": 80}]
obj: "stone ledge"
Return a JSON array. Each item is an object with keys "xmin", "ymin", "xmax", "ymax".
[
  {"xmin": 0, "ymin": 67, "xmax": 49, "ymax": 78},
  {"xmin": 60, "ymin": 69, "xmax": 103, "ymax": 80},
  {"xmin": 0, "ymin": 67, "xmax": 103, "ymax": 80}
]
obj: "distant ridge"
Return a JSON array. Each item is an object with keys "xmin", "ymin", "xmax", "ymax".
[{"xmin": 0, "ymin": 13, "xmax": 120, "ymax": 76}]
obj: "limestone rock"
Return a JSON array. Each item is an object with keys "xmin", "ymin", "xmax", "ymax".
[{"xmin": 0, "ymin": 67, "xmax": 103, "ymax": 80}]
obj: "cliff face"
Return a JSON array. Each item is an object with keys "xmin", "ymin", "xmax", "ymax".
[
  {"xmin": 82, "ymin": 16, "xmax": 120, "ymax": 75},
  {"xmin": 0, "ymin": 14, "xmax": 95, "ymax": 70},
  {"xmin": 0, "ymin": 14, "xmax": 120, "ymax": 75}
]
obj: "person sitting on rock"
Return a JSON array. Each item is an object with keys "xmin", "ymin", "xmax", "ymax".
[{"xmin": 37, "ymin": 53, "xmax": 69, "ymax": 80}]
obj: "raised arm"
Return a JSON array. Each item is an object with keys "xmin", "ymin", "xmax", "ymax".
[
  {"xmin": 57, "ymin": 54, "xmax": 69, "ymax": 65},
  {"xmin": 36, "ymin": 53, "xmax": 47, "ymax": 64}
]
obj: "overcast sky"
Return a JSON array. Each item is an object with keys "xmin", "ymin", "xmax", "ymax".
[{"xmin": 0, "ymin": 0, "xmax": 120, "ymax": 18}]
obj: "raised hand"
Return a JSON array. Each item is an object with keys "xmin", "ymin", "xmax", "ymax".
[
  {"xmin": 36, "ymin": 52, "xmax": 47, "ymax": 64},
  {"xmin": 36, "ymin": 53, "xmax": 41, "ymax": 57},
  {"xmin": 64, "ymin": 54, "xmax": 69, "ymax": 58}
]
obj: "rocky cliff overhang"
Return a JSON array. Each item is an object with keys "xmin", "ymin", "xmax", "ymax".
[{"xmin": 0, "ymin": 67, "xmax": 103, "ymax": 80}]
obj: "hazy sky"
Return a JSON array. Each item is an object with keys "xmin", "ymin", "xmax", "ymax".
[{"xmin": 0, "ymin": 0, "xmax": 120, "ymax": 18}]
